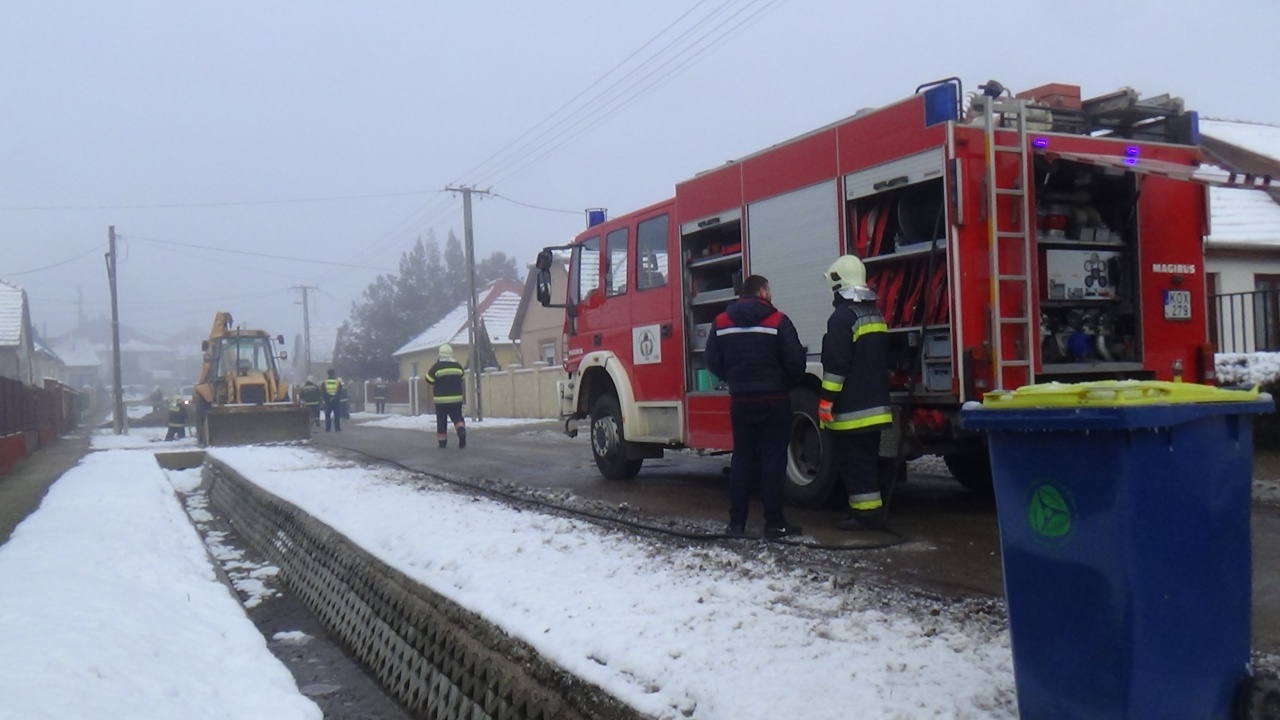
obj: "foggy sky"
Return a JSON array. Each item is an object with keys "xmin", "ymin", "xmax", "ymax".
[{"xmin": 4, "ymin": 0, "xmax": 1278, "ymax": 347}]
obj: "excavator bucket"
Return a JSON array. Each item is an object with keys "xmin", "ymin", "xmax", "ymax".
[{"xmin": 202, "ymin": 403, "xmax": 312, "ymax": 446}]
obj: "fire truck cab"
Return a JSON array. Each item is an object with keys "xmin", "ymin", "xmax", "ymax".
[{"xmin": 536, "ymin": 78, "xmax": 1262, "ymax": 505}]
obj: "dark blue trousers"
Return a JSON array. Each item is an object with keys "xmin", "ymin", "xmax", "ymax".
[{"xmin": 728, "ymin": 396, "xmax": 791, "ymax": 527}]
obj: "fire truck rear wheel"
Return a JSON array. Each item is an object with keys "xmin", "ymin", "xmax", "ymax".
[
  {"xmin": 785, "ymin": 387, "xmax": 837, "ymax": 507},
  {"xmin": 943, "ymin": 448, "xmax": 994, "ymax": 495},
  {"xmin": 590, "ymin": 394, "xmax": 642, "ymax": 480}
]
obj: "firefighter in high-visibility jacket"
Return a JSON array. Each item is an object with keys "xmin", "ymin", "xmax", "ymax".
[
  {"xmin": 321, "ymin": 369, "xmax": 343, "ymax": 432},
  {"xmin": 299, "ymin": 376, "xmax": 322, "ymax": 428},
  {"xmin": 819, "ymin": 255, "xmax": 893, "ymax": 531},
  {"xmin": 164, "ymin": 395, "xmax": 188, "ymax": 441},
  {"xmin": 425, "ymin": 343, "xmax": 466, "ymax": 449}
]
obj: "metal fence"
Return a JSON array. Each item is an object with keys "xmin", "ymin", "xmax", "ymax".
[
  {"xmin": 1213, "ymin": 289, "xmax": 1280, "ymax": 354},
  {"xmin": 0, "ymin": 377, "xmax": 78, "ymax": 436}
]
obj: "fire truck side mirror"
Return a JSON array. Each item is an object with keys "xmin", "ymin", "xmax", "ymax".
[
  {"xmin": 535, "ymin": 249, "xmax": 554, "ymax": 272},
  {"xmin": 536, "ymin": 268, "xmax": 554, "ymax": 307}
]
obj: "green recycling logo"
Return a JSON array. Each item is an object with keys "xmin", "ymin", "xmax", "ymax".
[{"xmin": 1026, "ymin": 482, "xmax": 1076, "ymax": 544}]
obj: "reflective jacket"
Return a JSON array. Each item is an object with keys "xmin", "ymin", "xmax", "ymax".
[
  {"xmin": 299, "ymin": 382, "xmax": 321, "ymax": 406},
  {"xmin": 705, "ymin": 297, "xmax": 805, "ymax": 398},
  {"xmin": 373, "ymin": 381, "xmax": 388, "ymax": 400},
  {"xmin": 322, "ymin": 377, "xmax": 342, "ymax": 400},
  {"xmin": 168, "ymin": 400, "xmax": 188, "ymax": 428},
  {"xmin": 819, "ymin": 294, "xmax": 892, "ymax": 432},
  {"xmin": 426, "ymin": 359, "xmax": 465, "ymax": 404}
]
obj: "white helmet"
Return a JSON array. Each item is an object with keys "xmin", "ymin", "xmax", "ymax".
[
  {"xmin": 438, "ymin": 343, "xmax": 454, "ymax": 358},
  {"xmin": 825, "ymin": 254, "xmax": 867, "ymax": 292}
]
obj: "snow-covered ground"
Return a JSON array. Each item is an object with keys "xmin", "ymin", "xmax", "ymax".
[
  {"xmin": 8, "ymin": 383, "xmax": 1280, "ymax": 719},
  {"xmin": 1217, "ymin": 352, "xmax": 1280, "ymax": 387},
  {"xmin": 0, "ymin": 430, "xmax": 320, "ymax": 720},
  {"xmin": 0, "ymin": 427, "xmax": 1017, "ymax": 719}
]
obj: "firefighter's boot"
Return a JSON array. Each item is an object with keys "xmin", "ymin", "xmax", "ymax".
[
  {"xmin": 838, "ymin": 508, "xmax": 886, "ymax": 532},
  {"xmin": 437, "ymin": 434, "xmax": 447, "ymax": 449},
  {"xmin": 457, "ymin": 425, "xmax": 467, "ymax": 449}
]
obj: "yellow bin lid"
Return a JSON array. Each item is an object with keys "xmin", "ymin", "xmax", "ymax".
[{"xmin": 980, "ymin": 380, "xmax": 1261, "ymax": 409}]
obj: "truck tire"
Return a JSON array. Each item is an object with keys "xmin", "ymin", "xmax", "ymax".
[
  {"xmin": 1235, "ymin": 674, "xmax": 1280, "ymax": 720},
  {"xmin": 943, "ymin": 447, "xmax": 994, "ymax": 495},
  {"xmin": 590, "ymin": 394, "xmax": 642, "ymax": 480},
  {"xmin": 785, "ymin": 387, "xmax": 838, "ymax": 506}
]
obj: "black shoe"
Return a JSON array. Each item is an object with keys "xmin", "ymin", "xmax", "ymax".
[
  {"xmin": 438, "ymin": 440, "xmax": 447, "ymax": 448},
  {"xmin": 724, "ymin": 523, "xmax": 746, "ymax": 538},
  {"xmin": 458, "ymin": 428, "xmax": 466, "ymax": 449},
  {"xmin": 838, "ymin": 510, "xmax": 885, "ymax": 532},
  {"xmin": 763, "ymin": 522, "xmax": 802, "ymax": 539}
]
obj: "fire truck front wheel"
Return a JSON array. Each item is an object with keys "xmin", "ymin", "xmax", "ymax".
[
  {"xmin": 785, "ymin": 387, "xmax": 837, "ymax": 507},
  {"xmin": 590, "ymin": 394, "xmax": 643, "ymax": 480}
]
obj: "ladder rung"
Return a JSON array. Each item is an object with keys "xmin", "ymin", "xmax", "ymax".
[
  {"xmin": 995, "ymin": 231, "xmax": 1028, "ymax": 239},
  {"xmin": 995, "ymin": 274, "xmax": 1030, "ymax": 281},
  {"xmin": 998, "ymin": 317, "xmax": 1032, "ymax": 324},
  {"xmin": 994, "ymin": 188, "xmax": 1025, "ymax": 196},
  {"xmin": 994, "ymin": 146, "xmax": 1025, "ymax": 153},
  {"xmin": 1000, "ymin": 360, "xmax": 1033, "ymax": 368}
]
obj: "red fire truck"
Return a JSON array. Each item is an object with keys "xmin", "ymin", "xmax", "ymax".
[{"xmin": 535, "ymin": 77, "xmax": 1267, "ymax": 504}]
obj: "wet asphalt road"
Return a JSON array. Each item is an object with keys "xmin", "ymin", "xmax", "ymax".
[{"xmin": 312, "ymin": 417, "xmax": 1280, "ymax": 657}]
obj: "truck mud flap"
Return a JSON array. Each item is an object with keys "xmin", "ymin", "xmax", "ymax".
[{"xmin": 204, "ymin": 406, "xmax": 312, "ymax": 446}]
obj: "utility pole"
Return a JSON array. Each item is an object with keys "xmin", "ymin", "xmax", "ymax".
[
  {"xmin": 105, "ymin": 226, "xmax": 125, "ymax": 435},
  {"xmin": 292, "ymin": 285, "xmax": 316, "ymax": 379},
  {"xmin": 445, "ymin": 185, "xmax": 491, "ymax": 421}
]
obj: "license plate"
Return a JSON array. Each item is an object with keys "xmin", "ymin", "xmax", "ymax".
[{"xmin": 1164, "ymin": 290, "xmax": 1191, "ymax": 320}]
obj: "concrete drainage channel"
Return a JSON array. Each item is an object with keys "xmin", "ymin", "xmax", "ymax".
[{"xmin": 156, "ymin": 451, "xmax": 641, "ymax": 720}]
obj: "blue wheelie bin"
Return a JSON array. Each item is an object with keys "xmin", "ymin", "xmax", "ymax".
[{"xmin": 961, "ymin": 380, "xmax": 1273, "ymax": 720}]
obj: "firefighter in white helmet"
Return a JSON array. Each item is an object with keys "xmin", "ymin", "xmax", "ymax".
[
  {"xmin": 425, "ymin": 343, "xmax": 467, "ymax": 449},
  {"xmin": 820, "ymin": 255, "xmax": 893, "ymax": 531}
]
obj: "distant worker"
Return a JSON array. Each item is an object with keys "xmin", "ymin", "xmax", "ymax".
[
  {"xmin": 704, "ymin": 274, "xmax": 806, "ymax": 539},
  {"xmin": 299, "ymin": 375, "xmax": 322, "ymax": 428},
  {"xmin": 164, "ymin": 395, "xmax": 188, "ymax": 441},
  {"xmin": 337, "ymin": 378, "xmax": 350, "ymax": 420},
  {"xmin": 322, "ymin": 369, "xmax": 343, "ymax": 432},
  {"xmin": 373, "ymin": 377, "xmax": 388, "ymax": 414},
  {"xmin": 820, "ymin": 255, "xmax": 893, "ymax": 531},
  {"xmin": 425, "ymin": 344, "xmax": 466, "ymax": 449},
  {"xmin": 150, "ymin": 385, "xmax": 164, "ymax": 414}
]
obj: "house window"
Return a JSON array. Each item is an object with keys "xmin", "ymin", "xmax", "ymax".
[
  {"xmin": 540, "ymin": 340, "xmax": 556, "ymax": 365},
  {"xmin": 637, "ymin": 215, "xmax": 669, "ymax": 290},
  {"xmin": 410, "ymin": 361, "xmax": 420, "ymax": 378},
  {"xmin": 605, "ymin": 227, "xmax": 629, "ymax": 297}
]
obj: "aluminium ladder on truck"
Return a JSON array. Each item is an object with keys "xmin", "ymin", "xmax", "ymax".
[{"xmin": 980, "ymin": 95, "xmax": 1037, "ymax": 391}]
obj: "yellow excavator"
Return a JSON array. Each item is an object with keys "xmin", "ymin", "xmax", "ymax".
[{"xmin": 193, "ymin": 311, "xmax": 311, "ymax": 446}]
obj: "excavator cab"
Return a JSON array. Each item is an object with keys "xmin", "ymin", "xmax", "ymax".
[{"xmin": 193, "ymin": 312, "xmax": 311, "ymax": 446}]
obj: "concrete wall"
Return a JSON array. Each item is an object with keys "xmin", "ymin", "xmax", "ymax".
[{"xmin": 476, "ymin": 363, "xmax": 564, "ymax": 419}]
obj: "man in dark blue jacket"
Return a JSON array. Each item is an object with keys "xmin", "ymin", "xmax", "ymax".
[{"xmin": 705, "ymin": 274, "xmax": 806, "ymax": 539}]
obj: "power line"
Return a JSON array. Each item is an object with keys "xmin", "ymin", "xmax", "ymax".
[
  {"xmin": 488, "ymin": 0, "xmax": 785, "ymax": 188},
  {"xmin": 455, "ymin": 0, "xmax": 716, "ymax": 185},
  {"xmin": 476, "ymin": 0, "xmax": 776, "ymax": 189},
  {"xmin": 6, "ymin": 242, "xmax": 104, "ymax": 276},
  {"xmin": 119, "ymin": 233, "xmax": 395, "ymax": 272},
  {"xmin": 490, "ymin": 193, "xmax": 580, "ymax": 215},
  {"xmin": 0, "ymin": 189, "xmax": 436, "ymax": 211}
]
